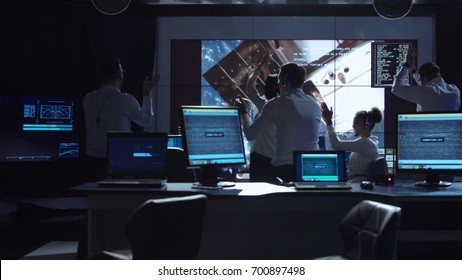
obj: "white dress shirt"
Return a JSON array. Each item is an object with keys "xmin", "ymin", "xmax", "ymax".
[
  {"xmin": 244, "ymin": 69, "xmax": 276, "ymax": 159},
  {"xmin": 83, "ymin": 84, "xmax": 155, "ymax": 157},
  {"xmin": 392, "ymin": 66, "xmax": 460, "ymax": 112},
  {"xmin": 242, "ymin": 88, "xmax": 321, "ymax": 166},
  {"xmin": 326, "ymin": 125, "xmax": 379, "ymax": 183}
]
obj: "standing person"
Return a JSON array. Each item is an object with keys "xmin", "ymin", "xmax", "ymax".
[
  {"xmin": 392, "ymin": 47, "xmax": 460, "ymax": 112},
  {"xmin": 241, "ymin": 51, "xmax": 280, "ymax": 182},
  {"xmin": 82, "ymin": 58, "xmax": 160, "ymax": 179},
  {"xmin": 321, "ymin": 103, "xmax": 383, "ymax": 183},
  {"xmin": 238, "ymin": 62, "xmax": 321, "ymax": 183}
]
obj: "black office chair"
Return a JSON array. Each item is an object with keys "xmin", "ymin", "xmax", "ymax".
[
  {"xmin": 367, "ymin": 157, "xmax": 388, "ymax": 182},
  {"xmin": 126, "ymin": 194, "xmax": 207, "ymax": 260},
  {"xmin": 316, "ymin": 200, "xmax": 402, "ymax": 260},
  {"xmin": 88, "ymin": 194, "xmax": 207, "ymax": 260}
]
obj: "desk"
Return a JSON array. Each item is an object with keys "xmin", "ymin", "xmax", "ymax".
[{"xmin": 71, "ymin": 181, "xmax": 462, "ymax": 259}]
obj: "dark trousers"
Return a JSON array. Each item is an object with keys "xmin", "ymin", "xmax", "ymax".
[{"xmin": 249, "ymin": 152, "xmax": 273, "ymax": 183}]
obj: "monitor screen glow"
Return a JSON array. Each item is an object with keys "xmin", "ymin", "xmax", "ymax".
[
  {"xmin": 396, "ymin": 112, "xmax": 462, "ymax": 187},
  {"xmin": 180, "ymin": 105, "xmax": 246, "ymax": 187},
  {"xmin": 0, "ymin": 94, "xmax": 83, "ymax": 161}
]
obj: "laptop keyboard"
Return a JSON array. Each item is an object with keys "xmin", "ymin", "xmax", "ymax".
[{"xmin": 98, "ymin": 178, "xmax": 166, "ymax": 185}]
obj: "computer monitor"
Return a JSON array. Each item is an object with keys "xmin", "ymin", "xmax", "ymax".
[
  {"xmin": 396, "ymin": 112, "xmax": 462, "ymax": 187},
  {"xmin": 167, "ymin": 134, "xmax": 183, "ymax": 149},
  {"xmin": 180, "ymin": 105, "xmax": 247, "ymax": 188}
]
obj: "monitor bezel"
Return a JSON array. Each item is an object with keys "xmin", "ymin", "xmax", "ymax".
[
  {"xmin": 395, "ymin": 111, "xmax": 462, "ymax": 176},
  {"xmin": 179, "ymin": 105, "xmax": 247, "ymax": 170},
  {"xmin": 293, "ymin": 150, "xmax": 347, "ymax": 182}
]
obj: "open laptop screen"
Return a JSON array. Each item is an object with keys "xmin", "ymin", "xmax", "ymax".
[
  {"xmin": 106, "ymin": 132, "xmax": 168, "ymax": 179},
  {"xmin": 294, "ymin": 150, "xmax": 347, "ymax": 182}
]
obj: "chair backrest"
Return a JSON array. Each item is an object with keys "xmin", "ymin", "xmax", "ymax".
[
  {"xmin": 367, "ymin": 157, "xmax": 388, "ymax": 181},
  {"xmin": 125, "ymin": 194, "xmax": 207, "ymax": 260},
  {"xmin": 339, "ymin": 200, "xmax": 402, "ymax": 260}
]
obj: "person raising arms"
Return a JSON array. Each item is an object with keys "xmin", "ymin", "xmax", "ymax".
[
  {"xmin": 321, "ymin": 103, "xmax": 383, "ymax": 183},
  {"xmin": 238, "ymin": 62, "xmax": 321, "ymax": 183},
  {"xmin": 392, "ymin": 47, "xmax": 460, "ymax": 112},
  {"xmin": 239, "ymin": 50, "xmax": 280, "ymax": 182}
]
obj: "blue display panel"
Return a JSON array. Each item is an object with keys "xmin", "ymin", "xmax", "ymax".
[{"xmin": 0, "ymin": 94, "xmax": 83, "ymax": 161}]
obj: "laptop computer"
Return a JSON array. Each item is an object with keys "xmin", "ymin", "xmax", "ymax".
[
  {"xmin": 97, "ymin": 131, "xmax": 168, "ymax": 187},
  {"xmin": 293, "ymin": 150, "xmax": 351, "ymax": 190}
]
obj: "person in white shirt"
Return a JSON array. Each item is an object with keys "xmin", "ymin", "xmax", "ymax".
[
  {"xmin": 241, "ymin": 51, "xmax": 279, "ymax": 182},
  {"xmin": 238, "ymin": 62, "xmax": 321, "ymax": 183},
  {"xmin": 82, "ymin": 58, "xmax": 160, "ymax": 181},
  {"xmin": 83, "ymin": 58, "xmax": 160, "ymax": 158},
  {"xmin": 321, "ymin": 103, "xmax": 383, "ymax": 183},
  {"xmin": 392, "ymin": 47, "xmax": 460, "ymax": 112}
]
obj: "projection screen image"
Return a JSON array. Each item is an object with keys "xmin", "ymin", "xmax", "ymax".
[{"xmin": 200, "ymin": 39, "xmax": 394, "ymax": 137}]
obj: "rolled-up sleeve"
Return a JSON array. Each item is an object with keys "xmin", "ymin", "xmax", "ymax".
[
  {"xmin": 242, "ymin": 99, "xmax": 274, "ymax": 141},
  {"xmin": 127, "ymin": 95, "xmax": 155, "ymax": 127},
  {"xmin": 326, "ymin": 125, "xmax": 363, "ymax": 151},
  {"xmin": 391, "ymin": 66, "xmax": 426, "ymax": 105}
]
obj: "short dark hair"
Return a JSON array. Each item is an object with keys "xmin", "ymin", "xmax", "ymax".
[
  {"xmin": 418, "ymin": 62, "xmax": 441, "ymax": 81},
  {"xmin": 99, "ymin": 58, "xmax": 122, "ymax": 83},
  {"xmin": 279, "ymin": 63, "xmax": 306, "ymax": 88}
]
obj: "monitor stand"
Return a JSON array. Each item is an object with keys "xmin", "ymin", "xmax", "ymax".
[
  {"xmin": 193, "ymin": 166, "xmax": 236, "ymax": 189},
  {"xmin": 415, "ymin": 173, "xmax": 452, "ymax": 187}
]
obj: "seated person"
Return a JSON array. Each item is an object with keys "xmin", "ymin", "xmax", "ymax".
[{"xmin": 321, "ymin": 103, "xmax": 383, "ymax": 183}]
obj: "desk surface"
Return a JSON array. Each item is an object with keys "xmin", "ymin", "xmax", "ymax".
[
  {"xmin": 73, "ymin": 180, "xmax": 462, "ymax": 259},
  {"xmin": 71, "ymin": 181, "xmax": 462, "ymax": 198}
]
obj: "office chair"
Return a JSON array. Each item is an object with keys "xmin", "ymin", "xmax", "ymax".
[
  {"xmin": 126, "ymin": 194, "xmax": 207, "ymax": 260},
  {"xmin": 367, "ymin": 157, "xmax": 388, "ymax": 182},
  {"xmin": 88, "ymin": 194, "xmax": 207, "ymax": 260},
  {"xmin": 316, "ymin": 200, "xmax": 402, "ymax": 260}
]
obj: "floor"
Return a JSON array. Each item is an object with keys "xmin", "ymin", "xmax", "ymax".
[
  {"xmin": 0, "ymin": 196, "xmax": 88, "ymax": 260},
  {"xmin": 1, "ymin": 195, "xmax": 461, "ymax": 260}
]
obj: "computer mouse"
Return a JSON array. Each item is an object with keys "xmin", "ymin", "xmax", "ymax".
[{"xmin": 360, "ymin": 180, "xmax": 374, "ymax": 189}]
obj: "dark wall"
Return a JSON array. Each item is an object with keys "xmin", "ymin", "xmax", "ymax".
[
  {"xmin": 0, "ymin": 2, "xmax": 461, "ymax": 196},
  {"xmin": 435, "ymin": 8, "xmax": 462, "ymax": 95},
  {"xmin": 1, "ymin": 2, "xmax": 157, "ymax": 98},
  {"xmin": 0, "ymin": 2, "xmax": 157, "ymax": 196}
]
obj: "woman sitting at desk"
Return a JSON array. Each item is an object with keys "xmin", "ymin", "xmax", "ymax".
[{"xmin": 321, "ymin": 103, "xmax": 383, "ymax": 183}]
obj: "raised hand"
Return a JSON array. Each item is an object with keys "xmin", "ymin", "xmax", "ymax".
[
  {"xmin": 234, "ymin": 95, "xmax": 252, "ymax": 115},
  {"xmin": 143, "ymin": 73, "xmax": 161, "ymax": 96},
  {"xmin": 406, "ymin": 47, "xmax": 417, "ymax": 73},
  {"xmin": 321, "ymin": 102, "xmax": 333, "ymax": 126}
]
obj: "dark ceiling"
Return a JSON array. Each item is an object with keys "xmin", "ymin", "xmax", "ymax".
[{"xmin": 57, "ymin": 0, "xmax": 462, "ymax": 5}]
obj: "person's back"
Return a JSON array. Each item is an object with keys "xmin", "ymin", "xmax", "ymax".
[
  {"xmin": 412, "ymin": 73, "xmax": 460, "ymax": 112},
  {"xmin": 83, "ymin": 58, "xmax": 159, "ymax": 158},
  {"xmin": 241, "ymin": 62, "xmax": 321, "ymax": 182},
  {"xmin": 392, "ymin": 48, "xmax": 460, "ymax": 112},
  {"xmin": 271, "ymin": 88, "xmax": 321, "ymax": 166},
  {"xmin": 242, "ymin": 52, "xmax": 280, "ymax": 182},
  {"xmin": 321, "ymin": 104, "xmax": 382, "ymax": 183},
  {"xmin": 83, "ymin": 86, "xmax": 153, "ymax": 157}
]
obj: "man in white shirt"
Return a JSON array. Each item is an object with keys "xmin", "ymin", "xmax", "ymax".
[
  {"xmin": 392, "ymin": 48, "xmax": 460, "ymax": 112},
  {"xmin": 82, "ymin": 58, "xmax": 160, "ymax": 181},
  {"xmin": 239, "ymin": 63, "xmax": 321, "ymax": 183},
  {"xmin": 83, "ymin": 58, "xmax": 160, "ymax": 158}
]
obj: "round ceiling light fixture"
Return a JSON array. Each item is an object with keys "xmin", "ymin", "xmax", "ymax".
[
  {"xmin": 92, "ymin": 0, "xmax": 131, "ymax": 16},
  {"xmin": 373, "ymin": 0, "xmax": 413, "ymax": 20}
]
